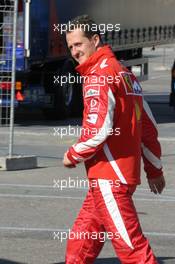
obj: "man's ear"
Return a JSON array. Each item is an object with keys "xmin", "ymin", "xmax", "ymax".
[{"xmin": 92, "ymin": 34, "xmax": 101, "ymax": 48}]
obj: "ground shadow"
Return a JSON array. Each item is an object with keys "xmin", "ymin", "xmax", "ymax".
[
  {"xmin": 149, "ymin": 102, "xmax": 175, "ymax": 124},
  {"xmin": 56, "ymin": 256, "xmax": 175, "ymax": 264},
  {"xmin": 13, "ymin": 101, "xmax": 175, "ymax": 127},
  {"xmin": 0, "ymin": 259, "xmax": 26, "ymax": 264},
  {"xmin": 14, "ymin": 108, "xmax": 83, "ymax": 127},
  {"xmin": 54, "ymin": 259, "xmax": 120, "ymax": 264}
]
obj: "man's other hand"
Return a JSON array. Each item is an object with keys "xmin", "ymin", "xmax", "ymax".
[
  {"xmin": 63, "ymin": 152, "xmax": 75, "ymax": 168},
  {"xmin": 147, "ymin": 175, "xmax": 165, "ymax": 194}
]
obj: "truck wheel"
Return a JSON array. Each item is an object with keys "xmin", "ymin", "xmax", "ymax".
[
  {"xmin": 55, "ymin": 59, "xmax": 83, "ymax": 118},
  {"xmin": 42, "ymin": 59, "xmax": 83, "ymax": 120}
]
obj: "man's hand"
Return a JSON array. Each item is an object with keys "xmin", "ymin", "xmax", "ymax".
[
  {"xmin": 63, "ymin": 152, "xmax": 75, "ymax": 168},
  {"xmin": 147, "ymin": 175, "xmax": 165, "ymax": 194}
]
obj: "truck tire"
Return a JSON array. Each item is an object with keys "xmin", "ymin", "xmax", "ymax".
[
  {"xmin": 42, "ymin": 59, "xmax": 83, "ymax": 120},
  {"xmin": 55, "ymin": 59, "xmax": 83, "ymax": 119}
]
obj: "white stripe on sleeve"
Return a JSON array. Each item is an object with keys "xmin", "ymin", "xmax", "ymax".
[
  {"xmin": 141, "ymin": 143, "xmax": 162, "ymax": 169},
  {"xmin": 143, "ymin": 99, "xmax": 157, "ymax": 128},
  {"xmin": 73, "ymin": 88, "xmax": 116, "ymax": 153}
]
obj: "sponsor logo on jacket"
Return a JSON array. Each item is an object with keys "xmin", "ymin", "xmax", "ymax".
[
  {"xmin": 86, "ymin": 114, "xmax": 98, "ymax": 124},
  {"xmin": 120, "ymin": 72, "xmax": 142, "ymax": 96},
  {"xmin": 84, "ymin": 85, "xmax": 100, "ymax": 98}
]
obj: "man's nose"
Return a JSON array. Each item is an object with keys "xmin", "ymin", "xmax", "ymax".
[{"xmin": 71, "ymin": 46, "xmax": 79, "ymax": 57}]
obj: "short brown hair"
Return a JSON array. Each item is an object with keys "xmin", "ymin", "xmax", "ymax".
[{"xmin": 66, "ymin": 14, "xmax": 102, "ymax": 42}]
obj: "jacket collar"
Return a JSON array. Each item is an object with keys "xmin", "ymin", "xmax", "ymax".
[{"xmin": 75, "ymin": 45, "xmax": 114, "ymax": 75}]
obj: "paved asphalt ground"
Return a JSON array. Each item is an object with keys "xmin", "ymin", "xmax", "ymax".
[{"xmin": 0, "ymin": 45, "xmax": 175, "ymax": 263}]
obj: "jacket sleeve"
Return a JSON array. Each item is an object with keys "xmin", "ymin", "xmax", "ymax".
[
  {"xmin": 67, "ymin": 82, "xmax": 116, "ymax": 165},
  {"xmin": 141, "ymin": 99, "xmax": 163, "ymax": 179}
]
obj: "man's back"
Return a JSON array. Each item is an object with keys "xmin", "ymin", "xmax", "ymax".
[
  {"xmin": 67, "ymin": 45, "xmax": 163, "ymax": 185},
  {"xmin": 76, "ymin": 45, "xmax": 143, "ymax": 184}
]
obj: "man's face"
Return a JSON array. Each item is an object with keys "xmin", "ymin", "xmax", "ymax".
[{"xmin": 66, "ymin": 28, "xmax": 98, "ymax": 64}]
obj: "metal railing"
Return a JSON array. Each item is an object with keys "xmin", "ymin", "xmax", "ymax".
[
  {"xmin": 0, "ymin": 0, "xmax": 18, "ymax": 157},
  {"xmin": 102, "ymin": 25, "xmax": 175, "ymax": 51}
]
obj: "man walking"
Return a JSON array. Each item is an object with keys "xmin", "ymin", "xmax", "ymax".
[{"xmin": 63, "ymin": 15, "xmax": 165, "ymax": 264}]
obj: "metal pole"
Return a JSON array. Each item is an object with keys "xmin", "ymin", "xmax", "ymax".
[{"xmin": 9, "ymin": 0, "xmax": 18, "ymax": 158}]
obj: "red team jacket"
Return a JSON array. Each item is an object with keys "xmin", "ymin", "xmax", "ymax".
[{"xmin": 67, "ymin": 45, "xmax": 163, "ymax": 185}]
